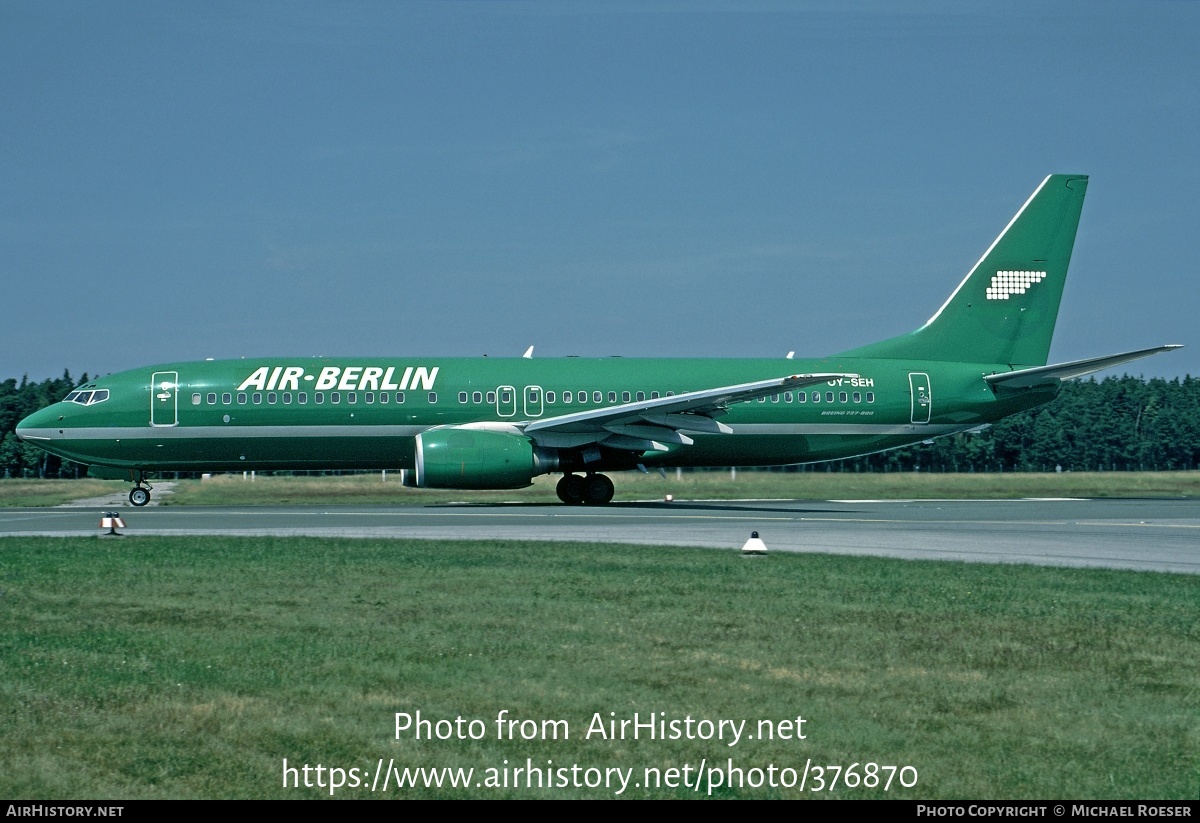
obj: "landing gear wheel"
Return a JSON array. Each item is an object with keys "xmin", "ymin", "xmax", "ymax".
[
  {"xmin": 556, "ymin": 474, "xmax": 585, "ymax": 505},
  {"xmin": 582, "ymin": 473, "xmax": 615, "ymax": 505},
  {"xmin": 129, "ymin": 487, "xmax": 151, "ymax": 507}
]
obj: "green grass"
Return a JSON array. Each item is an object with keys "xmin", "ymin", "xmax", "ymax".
[
  {"xmin": 1, "ymin": 537, "xmax": 1196, "ymax": 799},
  {"xmin": 0, "ymin": 479, "xmax": 127, "ymax": 507},
  {"xmin": 162, "ymin": 470, "xmax": 1200, "ymax": 506}
]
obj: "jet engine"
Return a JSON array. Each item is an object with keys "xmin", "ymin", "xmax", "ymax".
[{"xmin": 405, "ymin": 427, "xmax": 557, "ymax": 489}]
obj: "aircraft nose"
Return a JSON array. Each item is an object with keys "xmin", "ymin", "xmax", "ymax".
[{"xmin": 15, "ymin": 406, "xmax": 58, "ymax": 440}]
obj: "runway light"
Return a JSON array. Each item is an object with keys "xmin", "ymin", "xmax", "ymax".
[
  {"xmin": 741, "ymin": 531, "xmax": 767, "ymax": 556},
  {"xmin": 99, "ymin": 511, "xmax": 126, "ymax": 537},
  {"xmin": 664, "ymin": 494, "xmax": 674, "ymax": 503}
]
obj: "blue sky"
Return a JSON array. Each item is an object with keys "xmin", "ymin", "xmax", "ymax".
[{"xmin": 2, "ymin": 1, "xmax": 1197, "ymax": 381}]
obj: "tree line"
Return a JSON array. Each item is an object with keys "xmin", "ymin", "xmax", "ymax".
[
  {"xmin": 2, "ymin": 371, "xmax": 1198, "ymax": 478},
  {"xmin": 813, "ymin": 374, "xmax": 1200, "ymax": 474}
]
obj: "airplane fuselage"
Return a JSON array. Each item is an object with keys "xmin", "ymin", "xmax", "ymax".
[{"xmin": 16, "ymin": 355, "xmax": 1052, "ymax": 476}]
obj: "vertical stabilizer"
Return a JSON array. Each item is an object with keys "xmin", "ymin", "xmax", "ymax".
[{"xmin": 841, "ymin": 174, "xmax": 1088, "ymax": 366}]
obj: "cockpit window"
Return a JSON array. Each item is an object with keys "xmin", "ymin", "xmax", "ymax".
[{"xmin": 64, "ymin": 389, "xmax": 109, "ymax": 405}]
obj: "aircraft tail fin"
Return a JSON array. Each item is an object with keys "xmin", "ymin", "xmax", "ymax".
[{"xmin": 840, "ymin": 174, "xmax": 1089, "ymax": 366}]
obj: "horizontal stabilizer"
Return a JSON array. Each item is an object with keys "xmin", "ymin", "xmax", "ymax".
[{"xmin": 984, "ymin": 345, "xmax": 1182, "ymax": 390}]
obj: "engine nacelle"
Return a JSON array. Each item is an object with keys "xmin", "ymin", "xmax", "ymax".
[{"xmin": 408, "ymin": 427, "xmax": 556, "ymax": 489}]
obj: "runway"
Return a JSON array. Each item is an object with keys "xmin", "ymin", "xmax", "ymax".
[{"xmin": 2, "ymin": 498, "xmax": 1198, "ymax": 575}]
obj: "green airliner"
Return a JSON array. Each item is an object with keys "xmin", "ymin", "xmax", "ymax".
[{"xmin": 16, "ymin": 175, "xmax": 1180, "ymax": 507}]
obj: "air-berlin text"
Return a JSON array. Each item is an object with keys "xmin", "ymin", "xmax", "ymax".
[{"xmin": 237, "ymin": 366, "xmax": 439, "ymax": 393}]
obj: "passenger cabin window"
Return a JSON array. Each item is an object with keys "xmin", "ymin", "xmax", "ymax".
[
  {"xmin": 222, "ymin": 393, "xmax": 232, "ymax": 404},
  {"xmin": 798, "ymin": 392, "xmax": 806, "ymax": 403},
  {"xmin": 283, "ymin": 392, "xmax": 292, "ymax": 404},
  {"xmin": 298, "ymin": 392, "xmax": 307, "ymax": 404},
  {"xmin": 546, "ymin": 391, "xmax": 555, "ymax": 404},
  {"xmin": 267, "ymin": 392, "xmax": 277, "ymax": 404},
  {"xmin": 593, "ymin": 391, "xmax": 602, "ymax": 403},
  {"xmin": 377, "ymin": 392, "xmax": 386, "ymax": 404},
  {"xmin": 622, "ymin": 391, "xmax": 631, "ymax": 402},
  {"xmin": 396, "ymin": 392, "xmax": 405, "ymax": 404},
  {"xmin": 192, "ymin": 393, "xmax": 202, "ymax": 405},
  {"xmin": 331, "ymin": 392, "xmax": 340, "ymax": 404},
  {"xmin": 825, "ymin": 392, "xmax": 834, "ymax": 403},
  {"xmin": 315, "ymin": 392, "xmax": 324, "ymax": 404},
  {"xmin": 428, "ymin": 392, "xmax": 437, "ymax": 404},
  {"xmin": 636, "ymin": 391, "xmax": 645, "ymax": 401},
  {"xmin": 651, "ymin": 391, "xmax": 659, "ymax": 399},
  {"xmin": 812, "ymin": 392, "xmax": 821, "ymax": 403},
  {"xmin": 608, "ymin": 391, "xmax": 617, "ymax": 403},
  {"xmin": 238, "ymin": 392, "xmax": 248, "ymax": 404},
  {"xmin": 784, "ymin": 392, "xmax": 793, "ymax": 403},
  {"xmin": 347, "ymin": 393, "xmax": 357, "ymax": 404},
  {"xmin": 486, "ymin": 391, "xmax": 495, "ymax": 404},
  {"xmin": 563, "ymin": 391, "xmax": 573, "ymax": 403},
  {"xmin": 459, "ymin": 392, "xmax": 468, "ymax": 404},
  {"xmin": 365, "ymin": 392, "xmax": 374, "ymax": 404},
  {"xmin": 252, "ymin": 393, "xmax": 262, "ymax": 404},
  {"xmin": 839, "ymin": 391, "xmax": 848, "ymax": 403},
  {"xmin": 853, "ymin": 392, "xmax": 861, "ymax": 403},
  {"xmin": 866, "ymin": 392, "xmax": 875, "ymax": 403},
  {"xmin": 473, "ymin": 391, "xmax": 482, "ymax": 404},
  {"xmin": 207, "ymin": 393, "xmax": 217, "ymax": 404}
]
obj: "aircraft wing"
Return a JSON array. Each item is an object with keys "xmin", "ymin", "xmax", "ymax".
[
  {"xmin": 522, "ymin": 373, "xmax": 856, "ymax": 452},
  {"xmin": 984, "ymin": 345, "xmax": 1182, "ymax": 390}
]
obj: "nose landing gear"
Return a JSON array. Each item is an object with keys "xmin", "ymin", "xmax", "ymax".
[
  {"xmin": 128, "ymin": 473, "xmax": 152, "ymax": 507},
  {"xmin": 556, "ymin": 473, "xmax": 615, "ymax": 505}
]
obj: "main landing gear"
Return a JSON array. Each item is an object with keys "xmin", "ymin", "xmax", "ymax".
[
  {"xmin": 556, "ymin": 473, "xmax": 615, "ymax": 506},
  {"xmin": 128, "ymin": 473, "xmax": 152, "ymax": 507}
]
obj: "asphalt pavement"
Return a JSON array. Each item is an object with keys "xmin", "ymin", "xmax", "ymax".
[{"xmin": 2, "ymin": 497, "xmax": 1198, "ymax": 574}]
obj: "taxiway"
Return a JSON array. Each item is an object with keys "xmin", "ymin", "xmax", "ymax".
[{"xmin": 2, "ymin": 498, "xmax": 1198, "ymax": 575}]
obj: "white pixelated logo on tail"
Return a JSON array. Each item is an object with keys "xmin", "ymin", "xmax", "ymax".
[{"xmin": 986, "ymin": 270, "xmax": 1046, "ymax": 300}]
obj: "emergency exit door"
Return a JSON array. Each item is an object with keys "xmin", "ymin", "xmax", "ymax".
[
  {"xmin": 496, "ymin": 385, "xmax": 516, "ymax": 417},
  {"xmin": 524, "ymin": 385, "xmax": 543, "ymax": 417}
]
